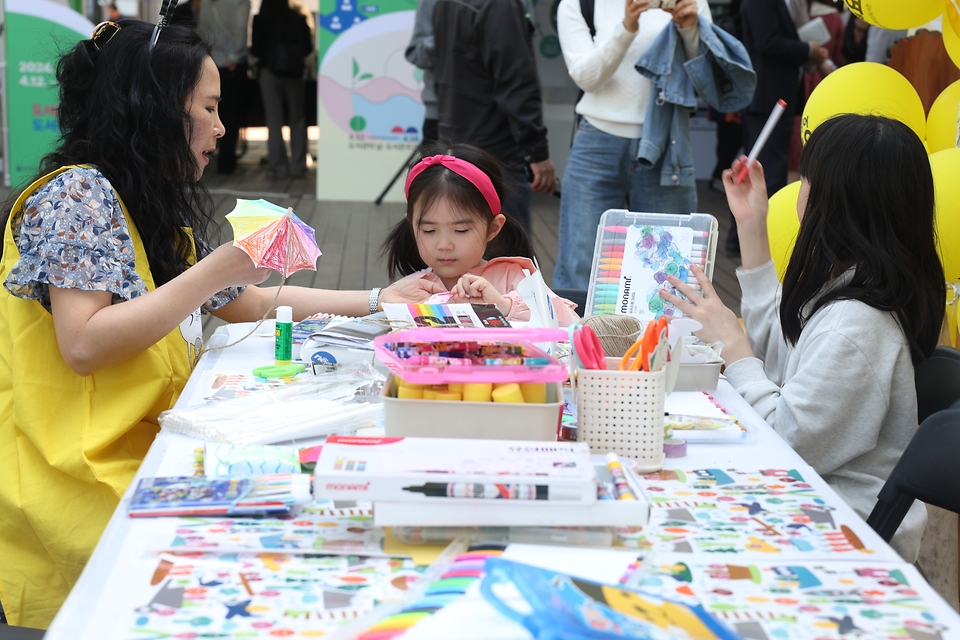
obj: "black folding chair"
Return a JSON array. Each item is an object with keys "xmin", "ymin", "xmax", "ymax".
[
  {"xmin": 866, "ymin": 409, "xmax": 960, "ymax": 542},
  {"xmin": 915, "ymin": 345, "xmax": 960, "ymax": 423}
]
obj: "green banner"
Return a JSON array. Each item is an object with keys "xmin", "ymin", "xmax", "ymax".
[{"xmin": 5, "ymin": 0, "xmax": 93, "ymax": 187}]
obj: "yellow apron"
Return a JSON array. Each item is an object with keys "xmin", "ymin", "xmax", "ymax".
[{"xmin": 0, "ymin": 166, "xmax": 195, "ymax": 628}]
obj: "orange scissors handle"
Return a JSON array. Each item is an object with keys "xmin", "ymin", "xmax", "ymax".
[{"xmin": 619, "ymin": 340, "xmax": 644, "ymax": 371}]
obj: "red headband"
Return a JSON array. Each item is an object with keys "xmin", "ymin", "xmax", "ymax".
[{"xmin": 404, "ymin": 155, "xmax": 501, "ymax": 216}]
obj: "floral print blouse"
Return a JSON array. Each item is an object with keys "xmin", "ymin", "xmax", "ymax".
[{"xmin": 3, "ymin": 167, "xmax": 242, "ymax": 313}]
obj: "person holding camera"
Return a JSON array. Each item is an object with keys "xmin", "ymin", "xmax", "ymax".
[{"xmin": 553, "ymin": 0, "xmax": 711, "ymax": 290}]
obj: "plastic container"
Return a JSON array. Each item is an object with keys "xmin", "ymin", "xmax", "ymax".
[
  {"xmin": 373, "ymin": 327, "xmax": 569, "ymax": 384},
  {"xmin": 381, "ymin": 374, "xmax": 563, "ymax": 441},
  {"xmin": 575, "ymin": 359, "xmax": 665, "ymax": 472},
  {"xmin": 675, "ymin": 362, "xmax": 723, "ymax": 390},
  {"xmin": 585, "ymin": 209, "xmax": 718, "ymax": 321}
]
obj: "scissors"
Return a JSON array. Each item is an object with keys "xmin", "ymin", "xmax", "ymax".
[
  {"xmin": 571, "ymin": 324, "xmax": 606, "ymax": 370},
  {"xmin": 620, "ymin": 317, "xmax": 667, "ymax": 371}
]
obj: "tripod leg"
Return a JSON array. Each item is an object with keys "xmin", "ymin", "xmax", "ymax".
[{"xmin": 375, "ymin": 147, "xmax": 420, "ymax": 205}]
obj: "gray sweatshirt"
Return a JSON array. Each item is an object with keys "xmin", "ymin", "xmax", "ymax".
[{"xmin": 723, "ymin": 260, "xmax": 925, "ymax": 562}]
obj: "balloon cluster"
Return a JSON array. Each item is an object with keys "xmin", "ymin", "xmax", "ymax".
[{"xmin": 764, "ymin": 1, "xmax": 960, "ymax": 344}]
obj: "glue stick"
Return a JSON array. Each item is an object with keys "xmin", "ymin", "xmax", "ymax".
[
  {"xmin": 275, "ymin": 306, "xmax": 293, "ymax": 365},
  {"xmin": 463, "ymin": 383, "xmax": 493, "ymax": 402},
  {"xmin": 519, "ymin": 383, "xmax": 547, "ymax": 404}
]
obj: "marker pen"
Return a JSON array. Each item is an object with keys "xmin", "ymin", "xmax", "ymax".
[
  {"xmin": 406, "ymin": 356, "xmax": 471, "ymax": 366},
  {"xmin": 402, "ymin": 482, "xmax": 583, "ymax": 501},
  {"xmin": 605, "ymin": 452, "xmax": 636, "ymax": 501},
  {"xmin": 603, "ymin": 225, "xmax": 631, "ymax": 233},
  {"xmin": 737, "ymin": 99, "xmax": 787, "ymax": 184}
]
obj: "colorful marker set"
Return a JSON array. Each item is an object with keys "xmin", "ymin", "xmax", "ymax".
[
  {"xmin": 585, "ymin": 211, "xmax": 718, "ymax": 321},
  {"xmin": 354, "ymin": 544, "xmax": 506, "ymax": 640}
]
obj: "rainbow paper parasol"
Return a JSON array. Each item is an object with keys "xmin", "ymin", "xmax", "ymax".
[{"xmin": 226, "ymin": 199, "xmax": 322, "ymax": 278}]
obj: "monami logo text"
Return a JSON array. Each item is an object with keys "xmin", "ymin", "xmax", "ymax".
[{"xmin": 326, "ymin": 482, "xmax": 371, "ymax": 492}]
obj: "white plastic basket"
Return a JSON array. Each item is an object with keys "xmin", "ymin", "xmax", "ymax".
[{"xmin": 575, "ymin": 362, "xmax": 665, "ymax": 472}]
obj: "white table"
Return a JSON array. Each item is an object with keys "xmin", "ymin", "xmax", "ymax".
[{"xmin": 44, "ymin": 323, "xmax": 960, "ymax": 639}]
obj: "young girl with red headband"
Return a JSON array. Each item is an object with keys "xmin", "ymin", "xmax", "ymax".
[{"xmin": 380, "ymin": 143, "xmax": 579, "ymax": 325}]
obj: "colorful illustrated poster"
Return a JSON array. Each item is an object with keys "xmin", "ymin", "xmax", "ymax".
[
  {"xmin": 4, "ymin": 0, "xmax": 94, "ymax": 187},
  {"xmin": 118, "ymin": 552, "xmax": 424, "ymax": 639},
  {"xmin": 629, "ymin": 467, "xmax": 898, "ymax": 561},
  {"xmin": 316, "ymin": 0, "xmax": 422, "ymax": 202},
  {"xmin": 618, "ymin": 224, "xmax": 695, "ymax": 321},
  {"xmin": 159, "ymin": 505, "xmax": 396, "ymax": 557},
  {"xmin": 623, "ymin": 555, "xmax": 959, "ymax": 640}
]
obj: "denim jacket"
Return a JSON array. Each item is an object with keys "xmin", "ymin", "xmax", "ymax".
[{"xmin": 635, "ymin": 17, "xmax": 756, "ymax": 187}]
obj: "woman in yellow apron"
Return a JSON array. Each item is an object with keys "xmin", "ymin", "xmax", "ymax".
[{"xmin": 0, "ymin": 20, "xmax": 440, "ymax": 628}]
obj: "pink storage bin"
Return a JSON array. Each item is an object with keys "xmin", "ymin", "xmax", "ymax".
[{"xmin": 373, "ymin": 327, "xmax": 569, "ymax": 384}]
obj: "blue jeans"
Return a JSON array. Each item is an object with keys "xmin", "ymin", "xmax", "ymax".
[{"xmin": 553, "ymin": 118, "xmax": 698, "ymax": 290}]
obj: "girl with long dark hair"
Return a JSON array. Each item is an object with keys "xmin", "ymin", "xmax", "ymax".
[
  {"xmin": 661, "ymin": 114, "xmax": 946, "ymax": 562},
  {"xmin": 0, "ymin": 20, "xmax": 438, "ymax": 627}
]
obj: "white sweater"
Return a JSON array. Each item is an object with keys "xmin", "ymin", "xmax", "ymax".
[
  {"xmin": 723, "ymin": 261, "xmax": 926, "ymax": 562},
  {"xmin": 557, "ymin": 0, "xmax": 712, "ymax": 139}
]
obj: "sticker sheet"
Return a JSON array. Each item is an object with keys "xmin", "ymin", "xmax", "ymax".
[
  {"xmin": 622, "ymin": 555, "xmax": 958, "ymax": 640},
  {"xmin": 157, "ymin": 504, "xmax": 397, "ymax": 558},
  {"xmin": 628, "ymin": 467, "xmax": 897, "ymax": 560},
  {"xmin": 119, "ymin": 552, "xmax": 424, "ymax": 639}
]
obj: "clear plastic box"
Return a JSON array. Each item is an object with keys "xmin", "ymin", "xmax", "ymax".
[{"xmin": 585, "ymin": 209, "xmax": 718, "ymax": 321}]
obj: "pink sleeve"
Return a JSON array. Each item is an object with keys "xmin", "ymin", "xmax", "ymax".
[{"xmin": 503, "ymin": 291, "xmax": 581, "ymax": 327}]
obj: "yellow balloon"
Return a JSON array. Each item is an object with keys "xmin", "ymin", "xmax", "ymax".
[
  {"xmin": 800, "ymin": 63, "xmax": 925, "ymax": 145},
  {"xmin": 767, "ymin": 181, "xmax": 802, "ymax": 281},
  {"xmin": 843, "ymin": 0, "xmax": 943, "ymax": 29},
  {"xmin": 931, "ymin": 148, "xmax": 960, "ymax": 283},
  {"xmin": 945, "ymin": 3, "xmax": 960, "ymax": 70},
  {"xmin": 926, "ymin": 80, "xmax": 960, "ymax": 154}
]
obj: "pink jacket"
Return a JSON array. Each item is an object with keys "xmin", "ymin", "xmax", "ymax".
[{"xmin": 408, "ymin": 257, "xmax": 581, "ymax": 326}]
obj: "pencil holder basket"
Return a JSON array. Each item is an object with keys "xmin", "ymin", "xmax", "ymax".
[{"xmin": 575, "ymin": 358, "xmax": 665, "ymax": 472}]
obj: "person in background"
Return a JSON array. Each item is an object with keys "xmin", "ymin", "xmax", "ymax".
[
  {"xmin": 380, "ymin": 143, "xmax": 579, "ymax": 325},
  {"xmin": 252, "ymin": 0, "xmax": 313, "ymax": 178},
  {"xmin": 172, "ymin": 0, "xmax": 202, "ymax": 27},
  {"xmin": 842, "ymin": 16, "xmax": 869, "ymax": 64},
  {"xmin": 431, "ymin": 0, "xmax": 556, "ymax": 234},
  {"xmin": 731, "ymin": 0, "xmax": 827, "ymax": 254},
  {"xmin": 406, "ymin": 0, "xmax": 440, "ymax": 147},
  {"xmin": 786, "ymin": 0, "xmax": 844, "ymax": 184},
  {"xmin": 106, "ymin": 2, "xmax": 126, "ymax": 21},
  {"xmin": 0, "ymin": 21, "xmax": 441, "ymax": 627},
  {"xmin": 197, "ymin": 0, "xmax": 251, "ymax": 174},
  {"xmin": 707, "ymin": 0, "xmax": 744, "ymax": 194},
  {"xmin": 661, "ymin": 114, "xmax": 945, "ymax": 563},
  {"xmin": 552, "ymin": 0, "xmax": 712, "ymax": 289}
]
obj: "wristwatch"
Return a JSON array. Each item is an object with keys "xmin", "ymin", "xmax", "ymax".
[{"xmin": 369, "ymin": 287, "xmax": 382, "ymax": 314}]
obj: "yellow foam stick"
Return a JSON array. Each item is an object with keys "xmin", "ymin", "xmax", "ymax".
[
  {"xmin": 397, "ymin": 386, "xmax": 423, "ymax": 400},
  {"xmin": 422, "ymin": 389, "xmax": 437, "ymax": 400},
  {"xmin": 519, "ymin": 383, "xmax": 546, "ymax": 404},
  {"xmin": 448, "ymin": 383, "xmax": 465, "ymax": 393},
  {"xmin": 463, "ymin": 383, "xmax": 493, "ymax": 402},
  {"xmin": 435, "ymin": 391, "xmax": 462, "ymax": 401},
  {"xmin": 492, "ymin": 383, "xmax": 525, "ymax": 403}
]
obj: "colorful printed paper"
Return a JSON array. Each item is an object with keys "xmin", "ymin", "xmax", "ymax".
[
  {"xmin": 122, "ymin": 552, "xmax": 424, "ymax": 639},
  {"xmin": 160, "ymin": 504, "xmax": 397, "ymax": 557},
  {"xmin": 204, "ymin": 444, "xmax": 301, "ymax": 476},
  {"xmin": 629, "ymin": 467, "xmax": 897, "ymax": 560},
  {"xmin": 623, "ymin": 555, "xmax": 959, "ymax": 640},
  {"xmin": 382, "ymin": 302, "xmax": 510, "ymax": 328}
]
